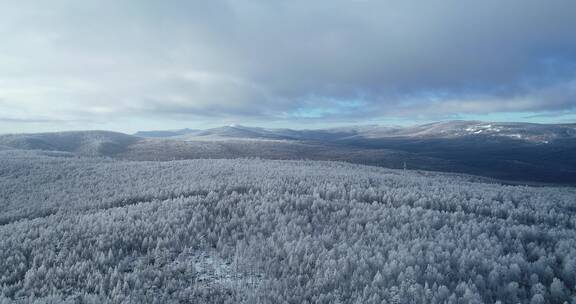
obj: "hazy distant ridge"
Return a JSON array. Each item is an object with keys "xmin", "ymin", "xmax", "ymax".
[{"xmin": 1, "ymin": 121, "xmax": 575, "ymax": 184}]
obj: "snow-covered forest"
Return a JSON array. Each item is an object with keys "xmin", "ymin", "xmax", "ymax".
[{"xmin": 1, "ymin": 150, "xmax": 575, "ymax": 303}]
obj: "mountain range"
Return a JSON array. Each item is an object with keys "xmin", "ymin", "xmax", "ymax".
[{"xmin": 2, "ymin": 120, "xmax": 575, "ymax": 185}]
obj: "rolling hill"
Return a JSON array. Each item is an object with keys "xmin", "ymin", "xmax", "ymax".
[
  {"xmin": 1, "ymin": 121, "xmax": 575, "ymax": 185},
  {"xmin": 0, "ymin": 131, "xmax": 140, "ymax": 157}
]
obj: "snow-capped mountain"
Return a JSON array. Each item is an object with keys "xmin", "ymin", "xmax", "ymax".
[
  {"xmin": 2, "ymin": 121, "xmax": 575, "ymax": 184},
  {"xmin": 371, "ymin": 121, "xmax": 576, "ymax": 143},
  {"xmin": 136, "ymin": 121, "xmax": 576, "ymax": 144},
  {"xmin": 181, "ymin": 125, "xmax": 299, "ymax": 141}
]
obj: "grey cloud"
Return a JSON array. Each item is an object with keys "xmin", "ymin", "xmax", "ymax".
[
  {"xmin": 0, "ymin": 0, "xmax": 575, "ymax": 126},
  {"xmin": 0, "ymin": 117, "xmax": 66, "ymax": 123},
  {"xmin": 381, "ymin": 80, "xmax": 576, "ymax": 117}
]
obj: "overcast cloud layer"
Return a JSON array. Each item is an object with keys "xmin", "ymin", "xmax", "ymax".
[{"xmin": 1, "ymin": 0, "xmax": 576, "ymax": 132}]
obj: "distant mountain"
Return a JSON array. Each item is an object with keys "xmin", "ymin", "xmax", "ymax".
[
  {"xmin": 0, "ymin": 131, "xmax": 140, "ymax": 156},
  {"xmin": 3, "ymin": 121, "xmax": 576, "ymax": 184},
  {"xmin": 135, "ymin": 125, "xmax": 303, "ymax": 141},
  {"xmin": 132, "ymin": 121, "xmax": 576, "ymax": 184},
  {"xmin": 134, "ymin": 128, "xmax": 197, "ymax": 138},
  {"xmin": 359, "ymin": 120, "xmax": 576, "ymax": 143},
  {"xmin": 180, "ymin": 125, "xmax": 298, "ymax": 140},
  {"xmin": 136, "ymin": 121, "xmax": 576, "ymax": 143}
]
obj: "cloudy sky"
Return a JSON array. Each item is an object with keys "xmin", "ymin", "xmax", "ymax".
[{"xmin": 1, "ymin": 0, "xmax": 576, "ymax": 133}]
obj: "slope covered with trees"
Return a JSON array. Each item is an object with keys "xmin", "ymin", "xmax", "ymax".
[
  {"xmin": 0, "ymin": 150, "xmax": 575, "ymax": 303},
  {"xmin": 2, "ymin": 122, "xmax": 576, "ymax": 185}
]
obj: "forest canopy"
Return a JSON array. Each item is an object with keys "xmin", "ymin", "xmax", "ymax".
[{"xmin": 0, "ymin": 150, "xmax": 575, "ymax": 303}]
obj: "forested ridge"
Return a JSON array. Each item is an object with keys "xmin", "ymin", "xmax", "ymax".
[{"xmin": 0, "ymin": 150, "xmax": 575, "ymax": 303}]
